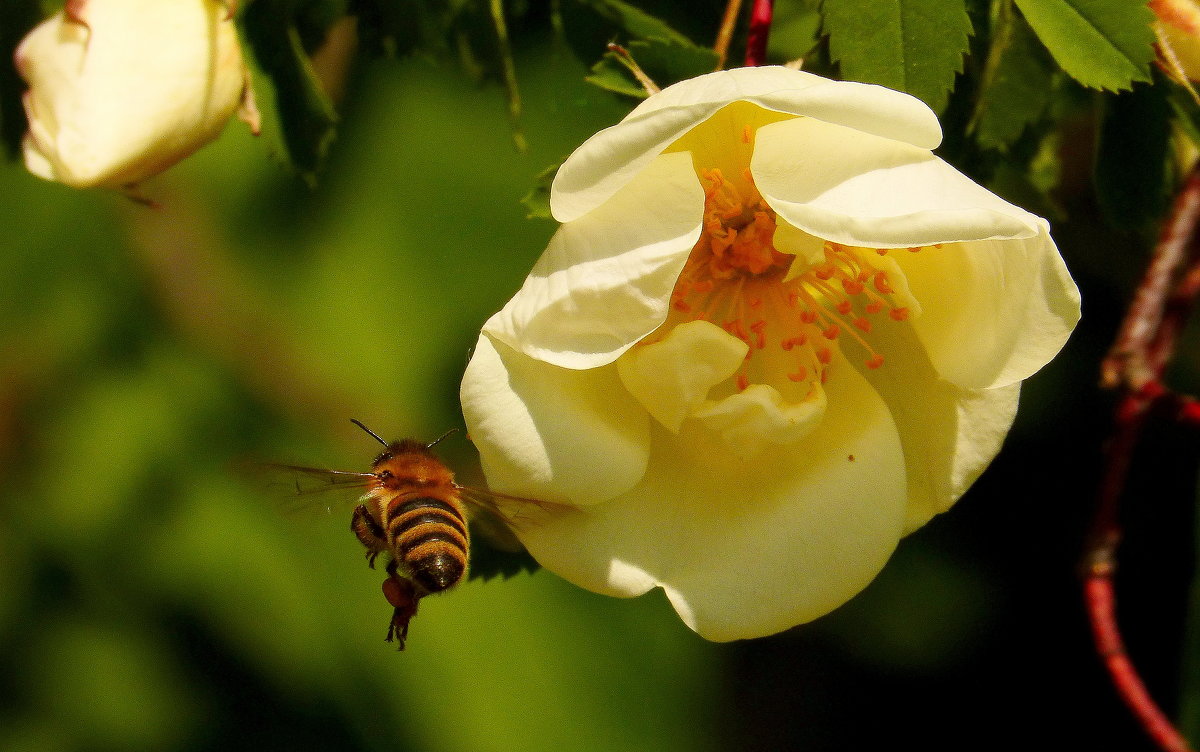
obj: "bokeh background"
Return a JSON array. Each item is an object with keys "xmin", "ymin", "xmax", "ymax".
[{"xmin": 0, "ymin": 12, "xmax": 1196, "ymax": 752}]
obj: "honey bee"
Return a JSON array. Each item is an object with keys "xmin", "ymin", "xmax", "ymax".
[{"xmin": 273, "ymin": 419, "xmax": 543, "ymax": 649}]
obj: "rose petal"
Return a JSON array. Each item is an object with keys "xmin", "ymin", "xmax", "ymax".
[
  {"xmin": 891, "ymin": 232, "xmax": 1081, "ymax": 389},
  {"xmin": 616, "ymin": 320, "xmax": 748, "ymax": 432},
  {"xmin": 460, "ymin": 335, "xmax": 650, "ymax": 505},
  {"xmin": 844, "ymin": 318, "xmax": 1022, "ymax": 530},
  {"xmin": 692, "ymin": 382, "xmax": 827, "ymax": 457},
  {"xmin": 552, "ymin": 66, "xmax": 942, "ymax": 223},
  {"xmin": 484, "ymin": 152, "xmax": 703, "ymax": 369},
  {"xmin": 514, "ymin": 356, "xmax": 907, "ymax": 641},
  {"xmin": 752, "ymin": 117, "xmax": 1042, "ymax": 248}
]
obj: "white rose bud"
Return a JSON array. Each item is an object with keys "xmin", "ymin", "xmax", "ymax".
[{"xmin": 15, "ymin": 0, "xmax": 257, "ymax": 189}]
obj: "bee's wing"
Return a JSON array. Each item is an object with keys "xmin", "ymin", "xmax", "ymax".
[
  {"xmin": 257, "ymin": 463, "xmax": 377, "ymax": 514},
  {"xmin": 455, "ymin": 485, "xmax": 571, "ymax": 532}
]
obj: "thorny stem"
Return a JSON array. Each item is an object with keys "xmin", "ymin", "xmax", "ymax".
[
  {"xmin": 1088, "ymin": 163, "xmax": 1200, "ymax": 752},
  {"xmin": 744, "ymin": 0, "xmax": 773, "ymax": 67},
  {"xmin": 713, "ymin": 0, "xmax": 743, "ymax": 70}
]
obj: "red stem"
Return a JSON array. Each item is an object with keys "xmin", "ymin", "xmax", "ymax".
[
  {"xmin": 1086, "ymin": 569, "xmax": 1194, "ymax": 752},
  {"xmin": 1086, "ymin": 163, "xmax": 1200, "ymax": 752},
  {"xmin": 744, "ymin": 0, "xmax": 773, "ymax": 67}
]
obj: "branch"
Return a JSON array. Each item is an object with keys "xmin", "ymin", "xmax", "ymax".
[{"xmin": 1086, "ymin": 163, "xmax": 1200, "ymax": 752}]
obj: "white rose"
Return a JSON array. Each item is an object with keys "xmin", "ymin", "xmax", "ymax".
[
  {"xmin": 461, "ymin": 67, "xmax": 1081, "ymax": 641},
  {"xmin": 16, "ymin": 0, "xmax": 255, "ymax": 189}
]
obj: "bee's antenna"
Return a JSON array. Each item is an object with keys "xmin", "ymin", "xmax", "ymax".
[
  {"xmin": 426, "ymin": 428, "xmax": 459, "ymax": 449},
  {"xmin": 350, "ymin": 418, "xmax": 389, "ymax": 448}
]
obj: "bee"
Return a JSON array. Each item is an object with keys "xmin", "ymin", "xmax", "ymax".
[{"xmin": 273, "ymin": 419, "xmax": 543, "ymax": 649}]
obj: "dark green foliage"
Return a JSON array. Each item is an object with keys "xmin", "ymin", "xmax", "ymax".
[
  {"xmin": 586, "ymin": 38, "xmax": 720, "ymax": 98},
  {"xmin": 242, "ymin": 0, "xmax": 343, "ymax": 182},
  {"xmin": 1095, "ymin": 80, "xmax": 1173, "ymax": 230},
  {"xmin": 824, "ymin": 0, "xmax": 974, "ymax": 113},
  {"xmin": 1014, "ymin": 0, "xmax": 1154, "ymax": 91},
  {"xmin": 521, "ymin": 162, "xmax": 560, "ymax": 219},
  {"xmin": 0, "ymin": 0, "xmax": 44, "ymax": 159},
  {"xmin": 468, "ymin": 525, "xmax": 542, "ymax": 581},
  {"xmin": 970, "ymin": 7, "xmax": 1058, "ymax": 152}
]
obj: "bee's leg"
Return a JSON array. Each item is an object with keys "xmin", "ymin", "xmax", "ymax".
[
  {"xmin": 382, "ymin": 562, "xmax": 419, "ymax": 650},
  {"xmin": 351, "ymin": 503, "xmax": 387, "ymax": 569}
]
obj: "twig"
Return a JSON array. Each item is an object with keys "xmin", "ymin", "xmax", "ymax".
[
  {"xmin": 1086, "ymin": 163, "xmax": 1200, "ymax": 752},
  {"xmin": 713, "ymin": 0, "xmax": 744, "ymax": 70},
  {"xmin": 1101, "ymin": 167, "xmax": 1200, "ymax": 390},
  {"xmin": 743, "ymin": 0, "xmax": 773, "ymax": 67},
  {"xmin": 606, "ymin": 42, "xmax": 659, "ymax": 96}
]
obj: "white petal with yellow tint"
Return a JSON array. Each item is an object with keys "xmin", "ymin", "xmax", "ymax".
[
  {"xmin": 773, "ymin": 222, "xmax": 826, "ymax": 266},
  {"xmin": 484, "ymin": 152, "xmax": 703, "ymax": 370},
  {"xmin": 751, "ymin": 117, "xmax": 1042, "ymax": 249},
  {"xmin": 846, "ymin": 317, "xmax": 1021, "ymax": 530},
  {"xmin": 891, "ymin": 233, "xmax": 1081, "ymax": 390},
  {"xmin": 616, "ymin": 321, "xmax": 748, "ymax": 432},
  {"xmin": 512, "ymin": 359, "xmax": 907, "ymax": 642},
  {"xmin": 552, "ymin": 66, "xmax": 942, "ymax": 223},
  {"xmin": 460, "ymin": 335, "xmax": 650, "ymax": 505},
  {"xmin": 692, "ymin": 383, "xmax": 827, "ymax": 458}
]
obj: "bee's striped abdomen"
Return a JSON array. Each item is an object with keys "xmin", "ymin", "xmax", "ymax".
[{"xmin": 386, "ymin": 496, "xmax": 469, "ymax": 594}]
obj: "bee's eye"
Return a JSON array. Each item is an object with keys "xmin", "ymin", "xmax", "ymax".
[{"xmin": 377, "ymin": 470, "xmax": 393, "ymax": 481}]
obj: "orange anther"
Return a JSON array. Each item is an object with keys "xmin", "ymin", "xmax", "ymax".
[
  {"xmin": 736, "ymin": 372, "xmax": 749, "ymax": 391},
  {"xmin": 865, "ymin": 301, "xmax": 883, "ymax": 314},
  {"xmin": 889, "ymin": 307, "xmax": 910, "ymax": 321},
  {"xmin": 781, "ymin": 335, "xmax": 807, "ymax": 351},
  {"xmin": 817, "ymin": 347, "xmax": 832, "ymax": 364},
  {"xmin": 800, "ymin": 310, "xmax": 818, "ymax": 324},
  {"xmin": 787, "ymin": 367, "xmax": 809, "ymax": 382},
  {"xmin": 873, "ymin": 271, "xmax": 893, "ymax": 294},
  {"xmin": 853, "ymin": 317, "xmax": 871, "ymax": 332},
  {"xmin": 866, "ymin": 354, "xmax": 885, "ymax": 369},
  {"xmin": 673, "ymin": 300, "xmax": 692, "ymax": 312},
  {"xmin": 822, "ymin": 324, "xmax": 839, "ymax": 340},
  {"xmin": 742, "ymin": 125, "xmax": 752, "ymax": 144},
  {"xmin": 814, "ymin": 265, "xmax": 835, "ymax": 281},
  {"xmin": 842, "ymin": 278, "xmax": 864, "ymax": 295},
  {"xmin": 836, "ymin": 300, "xmax": 853, "ymax": 315}
]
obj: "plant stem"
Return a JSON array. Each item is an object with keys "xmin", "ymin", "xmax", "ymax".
[
  {"xmin": 1087, "ymin": 163, "xmax": 1200, "ymax": 752},
  {"xmin": 743, "ymin": 0, "xmax": 773, "ymax": 67}
]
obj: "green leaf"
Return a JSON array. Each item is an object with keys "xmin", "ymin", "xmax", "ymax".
[
  {"xmin": 575, "ymin": 0, "xmax": 695, "ymax": 46},
  {"xmin": 242, "ymin": 0, "xmax": 341, "ymax": 182},
  {"xmin": 0, "ymin": 0, "xmax": 43, "ymax": 160},
  {"xmin": 767, "ymin": 0, "xmax": 823, "ymax": 63},
  {"xmin": 585, "ymin": 38, "xmax": 720, "ymax": 98},
  {"xmin": 824, "ymin": 0, "xmax": 973, "ymax": 114},
  {"xmin": 971, "ymin": 8, "xmax": 1057, "ymax": 151},
  {"xmin": 1094, "ymin": 81, "xmax": 1172, "ymax": 230},
  {"xmin": 520, "ymin": 163, "xmax": 559, "ymax": 219},
  {"xmin": 1013, "ymin": 0, "xmax": 1154, "ymax": 91}
]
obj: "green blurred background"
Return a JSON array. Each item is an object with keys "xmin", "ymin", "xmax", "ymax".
[{"xmin": 0, "ymin": 22, "xmax": 1195, "ymax": 752}]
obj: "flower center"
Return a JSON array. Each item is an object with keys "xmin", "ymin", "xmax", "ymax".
[{"xmin": 662, "ymin": 168, "xmax": 920, "ymax": 395}]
